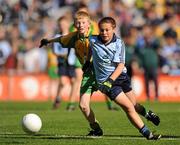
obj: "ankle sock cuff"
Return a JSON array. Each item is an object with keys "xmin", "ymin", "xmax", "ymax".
[{"xmin": 139, "ymin": 125, "xmax": 151, "ymax": 138}]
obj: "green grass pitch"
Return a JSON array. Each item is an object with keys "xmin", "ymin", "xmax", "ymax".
[{"xmin": 0, "ymin": 101, "xmax": 180, "ymax": 145}]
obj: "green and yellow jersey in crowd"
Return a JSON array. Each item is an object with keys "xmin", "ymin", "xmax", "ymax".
[{"xmin": 47, "ymin": 48, "xmax": 59, "ymax": 79}]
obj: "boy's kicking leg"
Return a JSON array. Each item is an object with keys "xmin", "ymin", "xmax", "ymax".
[
  {"xmin": 125, "ymin": 91, "xmax": 160, "ymax": 126},
  {"xmin": 114, "ymin": 92, "xmax": 161, "ymax": 140}
]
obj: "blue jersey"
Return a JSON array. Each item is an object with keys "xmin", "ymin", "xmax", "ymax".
[
  {"xmin": 90, "ymin": 34, "xmax": 127, "ymax": 83},
  {"xmin": 53, "ymin": 34, "xmax": 76, "ymax": 65},
  {"xmin": 53, "ymin": 34, "xmax": 68, "ymax": 56}
]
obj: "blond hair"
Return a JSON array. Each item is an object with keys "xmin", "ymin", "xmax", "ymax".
[{"xmin": 74, "ymin": 10, "xmax": 91, "ymax": 22}]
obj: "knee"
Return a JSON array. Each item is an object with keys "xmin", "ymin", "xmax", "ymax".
[
  {"xmin": 76, "ymin": 75, "xmax": 82, "ymax": 82},
  {"xmin": 79, "ymin": 102, "xmax": 89, "ymax": 113},
  {"xmin": 124, "ymin": 105, "xmax": 135, "ymax": 114}
]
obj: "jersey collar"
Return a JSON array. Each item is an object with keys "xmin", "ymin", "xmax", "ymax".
[{"xmin": 97, "ymin": 33, "xmax": 117, "ymax": 45}]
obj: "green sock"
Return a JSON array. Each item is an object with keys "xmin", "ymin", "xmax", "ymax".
[
  {"xmin": 106, "ymin": 99, "xmax": 113, "ymax": 108},
  {"xmin": 67, "ymin": 102, "xmax": 75, "ymax": 107}
]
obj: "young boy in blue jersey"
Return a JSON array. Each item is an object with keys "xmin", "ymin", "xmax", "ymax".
[{"xmin": 88, "ymin": 17, "xmax": 161, "ymax": 140}]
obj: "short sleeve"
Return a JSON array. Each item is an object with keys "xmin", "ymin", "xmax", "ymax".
[{"xmin": 113, "ymin": 39, "xmax": 125, "ymax": 64}]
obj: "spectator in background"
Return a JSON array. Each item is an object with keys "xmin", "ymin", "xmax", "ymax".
[
  {"xmin": 122, "ymin": 26, "xmax": 142, "ymax": 78},
  {"xmin": 47, "ymin": 46, "xmax": 59, "ymax": 100},
  {"xmin": 5, "ymin": 41, "xmax": 18, "ymax": 73},
  {"xmin": 135, "ymin": 24, "xmax": 160, "ymax": 101},
  {"xmin": 5, "ymin": 23, "xmax": 22, "ymax": 74},
  {"xmin": 23, "ymin": 37, "xmax": 47, "ymax": 73},
  {"xmin": 162, "ymin": 14, "xmax": 180, "ymax": 40},
  {"xmin": 0, "ymin": 25, "xmax": 12, "ymax": 72},
  {"xmin": 4, "ymin": 37, "xmax": 19, "ymax": 100},
  {"xmin": 15, "ymin": 37, "xmax": 28, "ymax": 73},
  {"xmin": 160, "ymin": 28, "xmax": 180, "ymax": 75}
]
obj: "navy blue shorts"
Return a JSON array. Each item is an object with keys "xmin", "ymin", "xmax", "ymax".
[
  {"xmin": 108, "ymin": 73, "xmax": 132, "ymax": 100},
  {"xmin": 58, "ymin": 64, "xmax": 76, "ymax": 78}
]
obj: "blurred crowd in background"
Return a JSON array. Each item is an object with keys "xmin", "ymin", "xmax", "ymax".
[{"xmin": 0, "ymin": 0, "xmax": 179, "ymax": 76}]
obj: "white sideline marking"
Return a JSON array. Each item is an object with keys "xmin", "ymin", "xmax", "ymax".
[
  {"xmin": 1, "ymin": 133, "xmax": 180, "ymax": 141},
  {"xmin": 54, "ymin": 135, "xmax": 180, "ymax": 141}
]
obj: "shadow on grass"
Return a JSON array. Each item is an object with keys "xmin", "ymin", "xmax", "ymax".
[{"xmin": 0, "ymin": 133, "xmax": 94, "ymax": 141}]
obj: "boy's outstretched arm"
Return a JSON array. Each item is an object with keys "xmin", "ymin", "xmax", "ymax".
[{"xmin": 39, "ymin": 37, "xmax": 61, "ymax": 48}]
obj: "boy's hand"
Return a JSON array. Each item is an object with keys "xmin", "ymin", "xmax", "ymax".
[
  {"xmin": 39, "ymin": 39, "xmax": 49, "ymax": 48},
  {"xmin": 99, "ymin": 78, "xmax": 114, "ymax": 95}
]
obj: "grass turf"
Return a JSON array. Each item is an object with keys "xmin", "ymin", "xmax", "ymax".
[{"xmin": 0, "ymin": 101, "xmax": 180, "ymax": 145}]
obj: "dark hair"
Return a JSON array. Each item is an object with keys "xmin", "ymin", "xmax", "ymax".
[
  {"xmin": 163, "ymin": 28, "xmax": 177, "ymax": 39},
  {"xmin": 98, "ymin": 17, "xmax": 116, "ymax": 29},
  {"xmin": 77, "ymin": 2, "xmax": 88, "ymax": 10}
]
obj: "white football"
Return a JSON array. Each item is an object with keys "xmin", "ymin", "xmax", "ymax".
[{"xmin": 22, "ymin": 113, "xmax": 42, "ymax": 134}]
